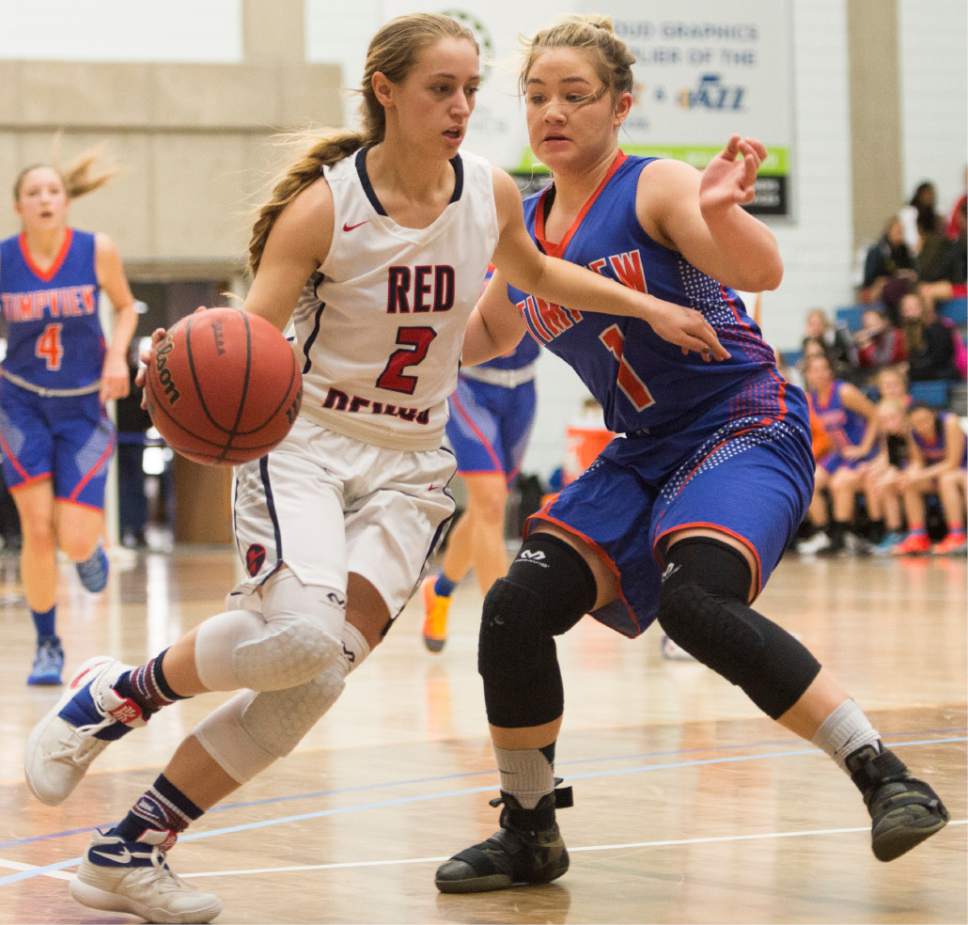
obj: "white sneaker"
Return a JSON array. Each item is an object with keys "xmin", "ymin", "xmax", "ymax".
[
  {"xmin": 25, "ymin": 656, "xmax": 146, "ymax": 805},
  {"xmin": 660, "ymin": 635, "xmax": 699, "ymax": 661},
  {"xmin": 70, "ymin": 828, "xmax": 222, "ymax": 924},
  {"xmin": 796, "ymin": 532, "xmax": 832, "ymax": 555}
]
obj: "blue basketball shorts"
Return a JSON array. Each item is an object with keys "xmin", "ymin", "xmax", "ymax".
[
  {"xmin": 528, "ymin": 373, "xmax": 814, "ymax": 638},
  {"xmin": 0, "ymin": 380, "xmax": 116, "ymax": 510},
  {"xmin": 446, "ymin": 374, "xmax": 536, "ymax": 480}
]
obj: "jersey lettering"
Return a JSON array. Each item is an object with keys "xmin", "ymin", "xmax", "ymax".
[
  {"xmin": 386, "ymin": 265, "xmax": 455, "ymax": 313},
  {"xmin": 376, "ymin": 325, "xmax": 437, "ymax": 394},
  {"xmin": 599, "ymin": 324, "xmax": 654, "ymax": 411},
  {"xmin": 35, "ymin": 323, "xmax": 64, "ymax": 371}
]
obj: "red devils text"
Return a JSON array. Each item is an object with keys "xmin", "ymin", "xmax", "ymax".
[
  {"xmin": 386, "ymin": 265, "xmax": 455, "ymax": 313},
  {"xmin": 323, "ymin": 387, "xmax": 432, "ymax": 425}
]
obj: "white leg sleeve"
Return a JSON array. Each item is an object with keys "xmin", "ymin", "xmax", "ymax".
[
  {"xmin": 193, "ymin": 622, "xmax": 372, "ymax": 783},
  {"xmin": 194, "ymin": 569, "xmax": 346, "ymax": 693}
]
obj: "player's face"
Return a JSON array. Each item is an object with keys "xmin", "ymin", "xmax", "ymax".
[
  {"xmin": 524, "ymin": 48, "xmax": 630, "ymax": 173},
  {"xmin": 877, "ymin": 372, "xmax": 905, "ymax": 400},
  {"xmin": 805, "ymin": 356, "xmax": 832, "ymax": 390},
  {"xmin": 15, "ymin": 167, "xmax": 69, "ymax": 232},
  {"xmin": 390, "ymin": 37, "xmax": 480, "ymax": 156}
]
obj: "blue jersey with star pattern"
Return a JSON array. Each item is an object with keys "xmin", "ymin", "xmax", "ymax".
[{"xmin": 506, "ymin": 154, "xmax": 778, "ymax": 434}]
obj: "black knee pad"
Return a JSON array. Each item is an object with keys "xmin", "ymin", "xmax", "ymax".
[
  {"xmin": 658, "ymin": 538, "xmax": 821, "ymax": 719},
  {"xmin": 478, "ymin": 534, "xmax": 596, "ymax": 728}
]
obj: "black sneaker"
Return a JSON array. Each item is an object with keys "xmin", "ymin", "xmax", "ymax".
[
  {"xmin": 847, "ymin": 746, "xmax": 949, "ymax": 861},
  {"xmin": 435, "ymin": 788, "xmax": 572, "ymax": 893}
]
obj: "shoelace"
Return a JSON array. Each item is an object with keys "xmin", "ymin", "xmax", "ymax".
[
  {"xmin": 148, "ymin": 848, "xmax": 195, "ymax": 895},
  {"xmin": 48, "ymin": 716, "xmax": 115, "ymax": 764}
]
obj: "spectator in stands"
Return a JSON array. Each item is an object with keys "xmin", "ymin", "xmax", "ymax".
[
  {"xmin": 865, "ymin": 398, "xmax": 910, "ymax": 554},
  {"xmin": 801, "ymin": 308, "xmax": 856, "ymax": 381},
  {"xmin": 919, "ymin": 197, "xmax": 967, "ymax": 310},
  {"xmin": 798, "ymin": 354, "xmax": 879, "ymax": 556},
  {"xmin": 873, "ymin": 365, "xmax": 912, "ymax": 407},
  {"xmin": 944, "ymin": 166, "xmax": 966, "ymax": 241},
  {"xmin": 859, "ymin": 215, "xmax": 916, "ymax": 305},
  {"xmin": 893, "ymin": 404, "xmax": 967, "ymax": 556},
  {"xmin": 911, "ymin": 182, "xmax": 943, "ymax": 235},
  {"xmin": 854, "ymin": 307, "xmax": 905, "ymax": 378},
  {"xmin": 900, "ymin": 291, "xmax": 955, "ymax": 381}
]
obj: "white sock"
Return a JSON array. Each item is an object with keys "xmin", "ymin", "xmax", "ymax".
[{"xmin": 811, "ymin": 699, "xmax": 881, "ymax": 772}]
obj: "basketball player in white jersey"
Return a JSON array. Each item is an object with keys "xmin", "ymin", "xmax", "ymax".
[{"xmin": 24, "ymin": 14, "xmax": 726, "ymax": 922}]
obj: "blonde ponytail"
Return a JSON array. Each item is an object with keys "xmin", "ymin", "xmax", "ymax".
[
  {"xmin": 247, "ymin": 130, "xmax": 367, "ymax": 275},
  {"xmin": 13, "ymin": 144, "xmax": 119, "ymax": 201}
]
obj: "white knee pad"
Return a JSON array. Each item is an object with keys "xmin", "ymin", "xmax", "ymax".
[
  {"xmin": 194, "ymin": 569, "xmax": 346, "ymax": 693},
  {"xmin": 193, "ymin": 670, "xmax": 346, "ymax": 783}
]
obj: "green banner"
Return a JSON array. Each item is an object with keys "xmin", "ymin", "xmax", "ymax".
[{"xmin": 514, "ymin": 145, "xmax": 790, "ymax": 177}]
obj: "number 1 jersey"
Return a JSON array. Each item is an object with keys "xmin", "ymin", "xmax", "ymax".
[
  {"xmin": 293, "ymin": 148, "xmax": 499, "ymax": 451},
  {"xmin": 0, "ymin": 229, "xmax": 103, "ymax": 390},
  {"xmin": 507, "ymin": 153, "xmax": 779, "ymax": 434}
]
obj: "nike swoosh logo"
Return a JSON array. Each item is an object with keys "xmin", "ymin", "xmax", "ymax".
[
  {"xmin": 92, "ymin": 846, "xmax": 133, "ymax": 864},
  {"xmin": 342, "ymin": 220, "xmax": 368, "ymax": 232}
]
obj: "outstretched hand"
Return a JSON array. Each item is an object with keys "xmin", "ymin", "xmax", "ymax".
[
  {"xmin": 135, "ymin": 306, "xmax": 207, "ymax": 409},
  {"xmin": 644, "ymin": 298, "xmax": 730, "ymax": 361},
  {"xmin": 699, "ymin": 135, "xmax": 767, "ymax": 213}
]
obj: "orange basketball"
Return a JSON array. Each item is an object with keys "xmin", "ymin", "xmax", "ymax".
[{"xmin": 145, "ymin": 308, "xmax": 302, "ymax": 465}]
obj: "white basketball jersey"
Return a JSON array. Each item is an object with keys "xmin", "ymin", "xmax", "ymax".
[{"xmin": 291, "ymin": 148, "xmax": 499, "ymax": 450}]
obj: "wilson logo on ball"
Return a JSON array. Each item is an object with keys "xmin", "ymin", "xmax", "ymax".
[{"xmin": 154, "ymin": 338, "xmax": 181, "ymax": 405}]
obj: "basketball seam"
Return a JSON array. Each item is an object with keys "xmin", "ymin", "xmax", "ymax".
[
  {"xmin": 244, "ymin": 349, "xmax": 300, "ymax": 437},
  {"xmin": 216, "ymin": 312, "xmax": 254, "ymax": 463},
  {"xmin": 184, "ymin": 314, "xmax": 236, "ymax": 436}
]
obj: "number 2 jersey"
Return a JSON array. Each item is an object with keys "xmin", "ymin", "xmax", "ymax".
[
  {"xmin": 0, "ymin": 229, "xmax": 104, "ymax": 391},
  {"xmin": 507, "ymin": 153, "xmax": 784, "ymax": 434},
  {"xmin": 292, "ymin": 148, "xmax": 499, "ymax": 451}
]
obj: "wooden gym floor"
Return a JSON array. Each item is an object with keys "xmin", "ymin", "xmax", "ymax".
[{"xmin": 0, "ymin": 547, "xmax": 964, "ymax": 924}]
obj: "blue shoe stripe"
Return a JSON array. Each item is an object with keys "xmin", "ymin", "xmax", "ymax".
[{"xmin": 57, "ymin": 682, "xmax": 133, "ymax": 740}]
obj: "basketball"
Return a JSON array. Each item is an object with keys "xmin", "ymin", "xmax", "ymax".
[{"xmin": 144, "ymin": 308, "xmax": 302, "ymax": 465}]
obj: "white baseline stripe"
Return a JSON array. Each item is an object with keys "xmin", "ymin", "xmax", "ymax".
[
  {"xmin": 180, "ymin": 819, "xmax": 967, "ymax": 880},
  {"xmin": 0, "ymin": 858, "xmax": 72, "ymax": 880}
]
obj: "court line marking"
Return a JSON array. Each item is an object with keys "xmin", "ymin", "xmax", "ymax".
[
  {"xmin": 181, "ymin": 818, "xmax": 968, "ymax": 879},
  {"xmin": 2, "ymin": 735, "xmax": 962, "ymax": 888},
  {"xmin": 0, "ymin": 858, "xmax": 71, "ymax": 881},
  {"xmin": 2, "ymin": 726, "xmax": 962, "ymax": 852}
]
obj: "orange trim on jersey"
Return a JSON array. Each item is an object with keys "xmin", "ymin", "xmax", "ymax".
[
  {"xmin": 674, "ymin": 422, "xmax": 773, "ymax": 497},
  {"xmin": 526, "ymin": 506, "xmax": 642, "ymax": 638},
  {"xmin": 8, "ymin": 472, "xmax": 52, "ymax": 491},
  {"xmin": 767, "ymin": 368, "xmax": 788, "ymax": 423},
  {"xmin": 0, "ymin": 428, "xmax": 34, "ymax": 482},
  {"xmin": 68, "ymin": 436, "xmax": 115, "ymax": 503},
  {"xmin": 451, "ymin": 392, "xmax": 503, "ymax": 472},
  {"xmin": 534, "ymin": 150, "xmax": 628, "ymax": 258},
  {"xmin": 19, "ymin": 228, "xmax": 74, "ymax": 283},
  {"xmin": 653, "ymin": 521, "xmax": 764, "ymax": 599},
  {"xmin": 54, "ymin": 497, "xmax": 104, "ymax": 513}
]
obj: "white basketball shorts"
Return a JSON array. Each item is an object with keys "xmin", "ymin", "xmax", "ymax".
[{"xmin": 229, "ymin": 416, "xmax": 457, "ymax": 618}]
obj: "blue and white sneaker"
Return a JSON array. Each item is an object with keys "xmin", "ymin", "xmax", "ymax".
[
  {"xmin": 872, "ymin": 531, "xmax": 906, "ymax": 557},
  {"xmin": 75, "ymin": 546, "xmax": 109, "ymax": 593},
  {"xmin": 24, "ymin": 656, "xmax": 145, "ymax": 806},
  {"xmin": 27, "ymin": 636, "xmax": 64, "ymax": 686},
  {"xmin": 70, "ymin": 828, "xmax": 222, "ymax": 924}
]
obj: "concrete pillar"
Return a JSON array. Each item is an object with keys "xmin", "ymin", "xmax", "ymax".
[{"xmin": 846, "ymin": 0, "xmax": 903, "ymax": 248}]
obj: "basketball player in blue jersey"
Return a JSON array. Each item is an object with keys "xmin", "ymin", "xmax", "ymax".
[
  {"xmin": 435, "ymin": 17, "xmax": 948, "ymax": 893},
  {"xmin": 0, "ymin": 154, "xmax": 137, "ymax": 685},
  {"xmin": 894, "ymin": 403, "xmax": 967, "ymax": 555},
  {"xmin": 24, "ymin": 16, "xmax": 727, "ymax": 921},
  {"xmin": 421, "ymin": 266, "xmax": 541, "ymax": 652},
  {"xmin": 800, "ymin": 353, "xmax": 879, "ymax": 556}
]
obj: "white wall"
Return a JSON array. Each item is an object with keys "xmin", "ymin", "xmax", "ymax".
[
  {"xmin": 898, "ymin": 0, "xmax": 967, "ymax": 214},
  {"xmin": 0, "ymin": 1, "xmax": 243, "ymax": 62}
]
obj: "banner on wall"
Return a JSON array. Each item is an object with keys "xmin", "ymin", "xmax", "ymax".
[{"xmin": 311, "ymin": 0, "xmax": 794, "ymax": 215}]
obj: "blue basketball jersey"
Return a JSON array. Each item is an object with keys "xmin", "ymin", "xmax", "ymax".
[
  {"xmin": 808, "ymin": 381, "xmax": 866, "ymax": 450},
  {"xmin": 912, "ymin": 412, "xmax": 967, "ymax": 466},
  {"xmin": 0, "ymin": 229, "xmax": 104, "ymax": 390},
  {"xmin": 481, "ymin": 264, "xmax": 540, "ymax": 371},
  {"xmin": 506, "ymin": 153, "xmax": 777, "ymax": 433}
]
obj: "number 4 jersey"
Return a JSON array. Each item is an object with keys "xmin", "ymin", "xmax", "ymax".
[
  {"xmin": 293, "ymin": 148, "xmax": 499, "ymax": 451},
  {"xmin": 507, "ymin": 153, "xmax": 779, "ymax": 435},
  {"xmin": 0, "ymin": 229, "xmax": 104, "ymax": 392}
]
